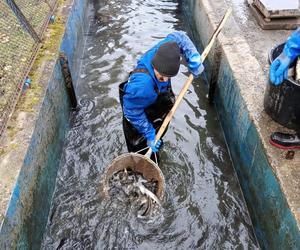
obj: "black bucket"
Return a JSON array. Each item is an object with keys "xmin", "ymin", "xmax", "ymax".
[{"xmin": 264, "ymin": 43, "xmax": 300, "ymax": 130}]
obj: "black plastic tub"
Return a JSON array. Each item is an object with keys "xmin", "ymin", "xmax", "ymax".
[{"xmin": 264, "ymin": 43, "xmax": 300, "ymax": 130}]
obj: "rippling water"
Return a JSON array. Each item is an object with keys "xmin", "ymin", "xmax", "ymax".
[{"xmin": 42, "ymin": 0, "xmax": 259, "ymax": 249}]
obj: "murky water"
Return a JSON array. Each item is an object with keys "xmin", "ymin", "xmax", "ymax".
[{"xmin": 42, "ymin": 0, "xmax": 259, "ymax": 249}]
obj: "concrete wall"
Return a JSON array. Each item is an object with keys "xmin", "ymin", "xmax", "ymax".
[
  {"xmin": 216, "ymin": 54, "xmax": 300, "ymax": 249},
  {"xmin": 0, "ymin": 0, "xmax": 88, "ymax": 248},
  {"xmin": 185, "ymin": 0, "xmax": 300, "ymax": 249}
]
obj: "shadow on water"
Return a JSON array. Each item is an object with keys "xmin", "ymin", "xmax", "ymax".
[{"xmin": 42, "ymin": 0, "xmax": 259, "ymax": 249}]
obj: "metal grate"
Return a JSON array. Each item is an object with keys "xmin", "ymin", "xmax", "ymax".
[{"xmin": 0, "ymin": 0, "xmax": 58, "ymax": 138}]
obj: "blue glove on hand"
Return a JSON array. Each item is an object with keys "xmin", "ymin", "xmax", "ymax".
[
  {"xmin": 147, "ymin": 138, "xmax": 162, "ymax": 153},
  {"xmin": 188, "ymin": 53, "xmax": 204, "ymax": 77},
  {"xmin": 269, "ymin": 52, "xmax": 292, "ymax": 85}
]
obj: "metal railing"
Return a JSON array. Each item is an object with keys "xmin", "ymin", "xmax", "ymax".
[{"xmin": 0, "ymin": 0, "xmax": 58, "ymax": 138}]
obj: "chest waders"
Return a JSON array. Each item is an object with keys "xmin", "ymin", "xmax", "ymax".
[{"xmin": 119, "ymin": 68, "xmax": 175, "ymax": 162}]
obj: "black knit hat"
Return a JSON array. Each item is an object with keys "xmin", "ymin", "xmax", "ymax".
[{"xmin": 151, "ymin": 42, "xmax": 181, "ymax": 77}]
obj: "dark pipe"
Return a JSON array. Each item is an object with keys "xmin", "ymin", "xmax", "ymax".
[{"xmin": 59, "ymin": 53, "xmax": 77, "ymax": 109}]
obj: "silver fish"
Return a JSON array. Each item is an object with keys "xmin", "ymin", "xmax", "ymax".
[
  {"xmin": 136, "ymin": 195, "xmax": 153, "ymax": 217},
  {"xmin": 134, "ymin": 180, "xmax": 161, "ymax": 206}
]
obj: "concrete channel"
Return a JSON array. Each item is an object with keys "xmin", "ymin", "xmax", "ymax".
[{"xmin": 0, "ymin": 0, "xmax": 299, "ymax": 249}]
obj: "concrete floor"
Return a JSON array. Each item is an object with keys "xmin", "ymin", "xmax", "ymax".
[
  {"xmin": 233, "ymin": 0, "xmax": 300, "ymax": 227},
  {"xmin": 203, "ymin": 0, "xmax": 300, "ymax": 231}
]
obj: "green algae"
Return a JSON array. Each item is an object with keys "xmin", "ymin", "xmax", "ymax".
[{"xmin": 6, "ymin": 125, "xmax": 21, "ymax": 140}]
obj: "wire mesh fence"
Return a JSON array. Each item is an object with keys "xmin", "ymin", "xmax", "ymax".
[{"xmin": 0, "ymin": 0, "xmax": 58, "ymax": 138}]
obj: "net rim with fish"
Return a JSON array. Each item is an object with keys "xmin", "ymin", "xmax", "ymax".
[{"xmin": 100, "ymin": 153, "xmax": 165, "ymax": 200}]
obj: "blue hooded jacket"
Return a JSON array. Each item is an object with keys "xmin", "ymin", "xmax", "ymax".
[{"xmin": 122, "ymin": 31, "xmax": 201, "ymax": 141}]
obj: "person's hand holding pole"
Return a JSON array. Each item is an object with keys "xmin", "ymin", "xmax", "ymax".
[
  {"xmin": 188, "ymin": 53, "xmax": 204, "ymax": 77},
  {"xmin": 147, "ymin": 134, "xmax": 162, "ymax": 153}
]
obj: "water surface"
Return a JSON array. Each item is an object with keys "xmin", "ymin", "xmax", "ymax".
[{"xmin": 42, "ymin": 0, "xmax": 259, "ymax": 249}]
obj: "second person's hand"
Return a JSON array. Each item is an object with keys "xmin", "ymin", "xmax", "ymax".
[{"xmin": 270, "ymin": 52, "xmax": 292, "ymax": 85}]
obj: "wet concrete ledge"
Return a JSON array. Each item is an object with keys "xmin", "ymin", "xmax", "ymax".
[
  {"xmin": 187, "ymin": 0, "xmax": 300, "ymax": 248},
  {"xmin": 0, "ymin": 0, "xmax": 88, "ymax": 248}
]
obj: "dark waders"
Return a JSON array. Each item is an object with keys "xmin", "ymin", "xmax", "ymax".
[{"xmin": 119, "ymin": 69, "xmax": 175, "ymax": 163}]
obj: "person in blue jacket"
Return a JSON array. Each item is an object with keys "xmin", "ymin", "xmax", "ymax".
[
  {"xmin": 119, "ymin": 31, "xmax": 204, "ymax": 160},
  {"xmin": 269, "ymin": 27, "xmax": 300, "ymax": 149}
]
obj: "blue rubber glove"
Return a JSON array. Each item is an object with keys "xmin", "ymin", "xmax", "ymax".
[
  {"xmin": 147, "ymin": 137, "xmax": 162, "ymax": 153},
  {"xmin": 269, "ymin": 52, "xmax": 292, "ymax": 85},
  {"xmin": 188, "ymin": 53, "xmax": 204, "ymax": 77}
]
